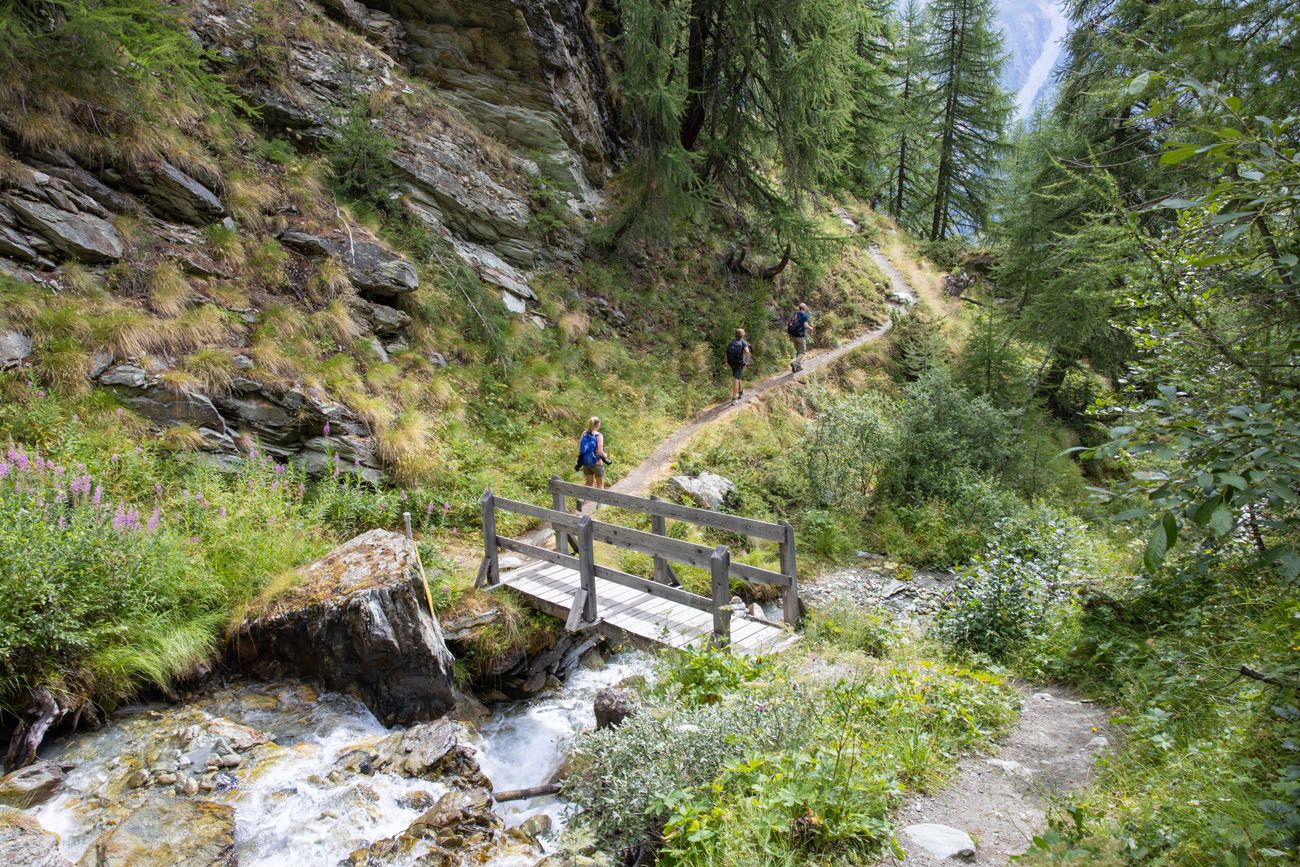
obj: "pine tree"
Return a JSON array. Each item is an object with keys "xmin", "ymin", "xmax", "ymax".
[
  {"xmin": 923, "ymin": 0, "xmax": 1011, "ymax": 240},
  {"xmin": 886, "ymin": 0, "xmax": 934, "ymax": 229}
]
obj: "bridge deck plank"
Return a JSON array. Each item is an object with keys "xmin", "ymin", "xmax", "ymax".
[{"xmin": 499, "ymin": 560, "xmax": 796, "ymax": 655}]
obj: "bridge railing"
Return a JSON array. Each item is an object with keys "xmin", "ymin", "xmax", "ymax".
[{"xmin": 478, "ymin": 478, "xmax": 800, "ymax": 644}]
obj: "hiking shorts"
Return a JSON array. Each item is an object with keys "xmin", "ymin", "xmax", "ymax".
[
  {"xmin": 729, "ymin": 363, "xmax": 746, "ymax": 381},
  {"xmin": 584, "ymin": 461, "xmax": 605, "ymax": 478}
]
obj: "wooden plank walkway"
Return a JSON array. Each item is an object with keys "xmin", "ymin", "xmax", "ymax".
[{"xmin": 500, "ymin": 559, "xmax": 800, "ymax": 656}]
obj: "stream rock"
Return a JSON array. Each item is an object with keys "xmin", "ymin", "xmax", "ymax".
[
  {"xmin": 667, "ymin": 472, "xmax": 736, "ymax": 511},
  {"xmin": 230, "ymin": 529, "xmax": 456, "ymax": 726},
  {"xmin": 346, "ymin": 786, "xmax": 540, "ymax": 866},
  {"xmin": 0, "ymin": 760, "xmax": 69, "ymax": 808},
  {"xmin": 369, "ymin": 720, "xmax": 457, "ymax": 777},
  {"xmin": 0, "ymin": 806, "xmax": 69, "ymax": 867},
  {"xmin": 76, "ymin": 797, "xmax": 236, "ymax": 867},
  {"xmin": 593, "ymin": 687, "xmax": 633, "ymax": 730}
]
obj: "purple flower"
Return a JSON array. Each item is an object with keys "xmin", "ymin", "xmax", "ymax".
[
  {"xmin": 112, "ymin": 505, "xmax": 141, "ymax": 532},
  {"xmin": 36, "ymin": 389, "xmax": 45, "ymax": 398},
  {"xmin": 218, "ymin": 506, "xmax": 227, "ymax": 518},
  {"xmin": 441, "ymin": 585, "xmax": 451, "ymax": 594},
  {"xmin": 426, "ymin": 502, "xmax": 435, "ymax": 515},
  {"xmin": 0, "ymin": 461, "xmax": 9, "ymax": 479},
  {"xmin": 115, "ymin": 408, "xmax": 124, "ymax": 417},
  {"xmin": 275, "ymin": 463, "xmax": 286, "ymax": 475},
  {"xmin": 91, "ymin": 485, "xmax": 103, "ymax": 507},
  {"xmin": 70, "ymin": 474, "xmax": 91, "ymax": 496},
  {"xmin": 110, "ymin": 453, "xmax": 119, "ymax": 462},
  {"xmin": 400, "ymin": 490, "xmax": 408, "ymax": 502},
  {"xmin": 154, "ymin": 483, "xmax": 163, "ymax": 495},
  {"xmin": 322, "ymin": 421, "xmax": 331, "ymax": 436},
  {"xmin": 146, "ymin": 507, "xmax": 162, "ymax": 531},
  {"xmin": 298, "ymin": 483, "xmax": 306, "ymax": 496},
  {"xmin": 443, "ymin": 502, "xmax": 451, "ymax": 514}
]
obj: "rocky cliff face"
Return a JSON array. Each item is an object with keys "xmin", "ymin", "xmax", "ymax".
[{"xmin": 0, "ymin": 0, "xmax": 618, "ymax": 477}]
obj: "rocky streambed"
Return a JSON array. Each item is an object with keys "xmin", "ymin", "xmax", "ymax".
[{"xmin": 2, "ymin": 653, "xmax": 651, "ymax": 866}]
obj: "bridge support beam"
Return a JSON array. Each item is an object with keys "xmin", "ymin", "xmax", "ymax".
[{"xmin": 710, "ymin": 545, "xmax": 731, "ymax": 644}]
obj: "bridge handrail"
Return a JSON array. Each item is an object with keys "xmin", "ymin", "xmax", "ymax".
[{"xmin": 547, "ymin": 478, "xmax": 787, "ymax": 541}]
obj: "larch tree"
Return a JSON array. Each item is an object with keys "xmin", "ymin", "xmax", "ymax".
[
  {"xmin": 611, "ymin": 0, "xmax": 877, "ymax": 262},
  {"xmin": 923, "ymin": 0, "xmax": 1011, "ymax": 240},
  {"xmin": 886, "ymin": 0, "xmax": 934, "ymax": 230}
]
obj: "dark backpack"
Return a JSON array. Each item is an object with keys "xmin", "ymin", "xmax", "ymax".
[
  {"xmin": 786, "ymin": 312, "xmax": 804, "ymax": 337},
  {"xmin": 577, "ymin": 431, "xmax": 600, "ymax": 468},
  {"xmin": 726, "ymin": 339, "xmax": 748, "ymax": 367}
]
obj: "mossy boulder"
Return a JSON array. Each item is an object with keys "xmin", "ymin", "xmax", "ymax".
[{"xmin": 230, "ymin": 530, "xmax": 456, "ymax": 726}]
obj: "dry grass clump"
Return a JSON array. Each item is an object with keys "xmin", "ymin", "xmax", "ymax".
[
  {"xmin": 204, "ymin": 223, "xmax": 247, "ymax": 268},
  {"xmin": 181, "ymin": 348, "xmax": 238, "ymax": 395},
  {"xmin": 558, "ymin": 311, "xmax": 590, "ymax": 342},
  {"xmin": 376, "ymin": 408, "xmax": 437, "ymax": 484},
  {"xmin": 157, "ymin": 304, "xmax": 239, "ymax": 354},
  {"xmin": 158, "ymin": 368, "xmax": 203, "ymax": 395},
  {"xmin": 311, "ymin": 298, "xmax": 363, "ymax": 345},
  {"xmin": 227, "ymin": 171, "xmax": 280, "ymax": 229},
  {"xmin": 159, "ymin": 423, "xmax": 207, "ymax": 452},
  {"xmin": 246, "ymin": 238, "xmax": 289, "ymax": 289},
  {"xmin": 308, "ymin": 258, "xmax": 354, "ymax": 302},
  {"xmin": 60, "ymin": 262, "xmax": 102, "ymax": 295},
  {"xmin": 148, "ymin": 261, "xmax": 195, "ymax": 316}
]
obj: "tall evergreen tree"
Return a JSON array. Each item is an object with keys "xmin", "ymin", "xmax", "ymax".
[
  {"xmin": 611, "ymin": 0, "xmax": 876, "ymax": 259},
  {"xmin": 923, "ymin": 0, "xmax": 1011, "ymax": 240},
  {"xmin": 885, "ymin": 0, "xmax": 933, "ymax": 229}
]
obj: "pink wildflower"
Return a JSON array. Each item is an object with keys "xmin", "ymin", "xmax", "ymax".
[
  {"xmin": 91, "ymin": 485, "xmax": 103, "ymax": 507},
  {"xmin": 322, "ymin": 421, "xmax": 331, "ymax": 436},
  {"xmin": 146, "ymin": 507, "xmax": 162, "ymax": 531}
]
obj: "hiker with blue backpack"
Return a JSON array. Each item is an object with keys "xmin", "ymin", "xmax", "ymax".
[
  {"xmin": 725, "ymin": 328, "xmax": 753, "ymax": 406},
  {"xmin": 575, "ymin": 416, "xmax": 612, "ymax": 491},
  {"xmin": 787, "ymin": 302, "xmax": 813, "ymax": 373}
]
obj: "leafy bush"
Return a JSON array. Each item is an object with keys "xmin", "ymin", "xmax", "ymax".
[
  {"xmin": 563, "ymin": 689, "xmax": 813, "ymax": 850},
  {"xmin": 932, "ymin": 506, "xmax": 1098, "ymax": 661},
  {"xmin": 654, "ymin": 643, "xmax": 785, "ymax": 706},
  {"xmin": 329, "ymin": 104, "xmax": 398, "ymax": 211}
]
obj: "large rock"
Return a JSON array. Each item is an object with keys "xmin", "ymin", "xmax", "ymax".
[
  {"xmin": 0, "ymin": 806, "xmax": 69, "ymax": 867},
  {"xmin": 280, "ymin": 230, "xmax": 418, "ymax": 296},
  {"xmin": 593, "ymin": 687, "xmax": 633, "ymax": 730},
  {"xmin": 75, "ymin": 797, "xmax": 235, "ymax": 867},
  {"xmin": 0, "ymin": 331, "xmax": 32, "ymax": 369},
  {"xmin": 0, "ymin": 761, "xmax": 67, "ymax": 808},
  {"xmin": 3, "ymin": 195, "xmax": 123, "ymax": 262},
  {"xmin": 124, "ymin": 161, "xmax": 225, "ymax": 225},
  {"xmin": 667, "ymin": 472, "xmax": 737, "ymax": 511},
  {"xmin": 231, "ymin": 530, "xmax": 456, "ymax": 726},
  {"xmin": 370, "ymin": 720, "xmax": 457, "ymax": 777}
]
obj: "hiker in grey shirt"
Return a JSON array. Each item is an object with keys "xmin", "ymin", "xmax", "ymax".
[{"xmin": 787, "ymin": 303, "xmax": 812, "ymax": 373}]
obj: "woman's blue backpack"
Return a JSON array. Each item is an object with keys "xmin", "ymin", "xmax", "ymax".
[{"xmin": 578, "ymin": 431, "xmax": 600, "ymax": 467}]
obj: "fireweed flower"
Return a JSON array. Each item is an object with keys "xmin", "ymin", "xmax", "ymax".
[
  {"xmin": 0, "ymin": 461, "xmax": 9, "ymax": 479},
  {"xmin": 426, "ymin": 502, "xmax": 435, "ymax": 515},
  {"xmin": 91, "ymin": 486, "xmax": 103, "ymax": 506},
  {"xmin": 146, "ymin": 507, "xmax": 162, "ymax": 531},
  {"xmin": 154, "ymin": 483, "xmax": 163, "ymax": 495},
  {"xmin": 322, "ymin": 421, "xmax": 331, "ymax": 436},
  {"xmin": 443, "ymin": 502, "xmax": 451, "ymax": 513}
]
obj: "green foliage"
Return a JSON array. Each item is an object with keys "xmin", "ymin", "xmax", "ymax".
[
  {"xmin": 805, "ymin": 605, "xmax": 896, "ymax": 657},
  {"xmin": 328, "ymin": 104, "xmax": 398, "ymax": 212},
  {"xmin": 654, "ymin": 643, "xmax": 784, "ymax": 706},
  {"xmin": 932, "ymin": 506, "xmax": 1099, "ymax": 663},
  {"xmin": 886, "ymin": 307, "xmax": 947, "ymax": 380}
]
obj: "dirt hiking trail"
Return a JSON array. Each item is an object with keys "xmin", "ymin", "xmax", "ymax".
[
  {"xmin": 887, "ymin": 685, "xmax": 1111, "ymax": 865},
  {"xmin": 612, "ymin": 246, "xmax": 916, "ymax": 498}
]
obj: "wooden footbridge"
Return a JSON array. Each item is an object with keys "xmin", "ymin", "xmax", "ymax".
[{"xmin": 477, "ymin": 478, "xmax": 801, "ymax": 654}]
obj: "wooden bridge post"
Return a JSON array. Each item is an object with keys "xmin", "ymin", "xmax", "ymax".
[
  {"xmin": 480, "ymin": 490, "xmax": 499, "ymax": 586},
  {"xmin": 649, "ymin": 496, "xmax": 671, "ymax": 585},
  {"xmin": 780, "ymin": 522, "xmax": 800, "ymax": 627},
  {"xmin": 550, "ymin": 476, "xmax": 571, "ymax": 556},
  {"xmin": 576, "ymin": 514, "xmax": 599, "ymax": 623},
  {"xmin": 710, "ymin": 545, "xmax": 731, "ymax": 644}
]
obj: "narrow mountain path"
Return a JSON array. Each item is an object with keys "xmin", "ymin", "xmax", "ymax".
[
  {"xmin": 888, "ymin": 685, "xmax": 1111, "ymax": 865},
  {"xmin": 612, "ymin": 246, "xmax": 915, "ymax": 498}
]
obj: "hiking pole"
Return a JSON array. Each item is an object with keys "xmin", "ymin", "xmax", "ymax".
[{"xmin": 404, "ymin": 511, "xmax": 438, "ymax": 616}]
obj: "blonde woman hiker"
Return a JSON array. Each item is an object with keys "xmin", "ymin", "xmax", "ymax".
[
  {"xmin": 574, "ymin": 417, "xmax": 612, "ymax": 506},
  {"xmin": 725, "ymin": 328, "xmax": 753, "ymax": 406},
  {"xmin": 786, "ymin": 302, "xmax": 813, "ymax": 373}
]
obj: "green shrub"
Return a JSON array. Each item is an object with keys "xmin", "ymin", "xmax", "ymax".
[
  {"xmin": 932, "ymin": 505, "xmax": 1098, "ymax": 661},
  {"xmin": 329, "ymin": 104, "xmax": 398, "ymax": 211}
]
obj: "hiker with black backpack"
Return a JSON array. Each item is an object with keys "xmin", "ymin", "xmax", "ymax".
[
  {"xmin": 575, "ymin": 416, "xmax": 612, "ymax": 492},
  {"xmin": 725, "ymin": 328, "xmax": 753, "ymax": 406},
  {"xmin": 787, "ymin": 303, "xmax": 812, "ymax": 373}
]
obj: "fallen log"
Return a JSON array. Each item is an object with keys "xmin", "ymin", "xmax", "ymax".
[{"xmin": 493, "ymin": 783, "xmax": 561, "ymax": 802}]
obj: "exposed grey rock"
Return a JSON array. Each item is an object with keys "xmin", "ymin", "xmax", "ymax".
[
  {"xmin": 280, "ymin": 230, "xmax": 418, "ymax": 296},
  {"xmin": 0, "ymin": 331, "xmax": 32, "ymax": 369},
  {"xmin": 356, "ymin": 299, "xmax": 411, "ymax": 335},
  {"xmin": 449, "ymin": 237, "xmax": 536, "ymax": 299},
  {"xmin": 76, "ymin": 797, "xmax": 235, "ymax": 867},
  {"xmin": 901, "ymin": 823, "xmax": 976, "ymax": 861},
  {"xmin": 518, "ymin": 813, "xmax": 552, "ymax": 839},
  {"xmin": 230, "ymin": 530, "xmax": 457, "ymax": 726},
  {"xmin": 4, "ymin": 195, "xmax": 123, "ymax": 262},
  {"xmin": 370, "ymin": 719, "xmax": 457, "ymax": 778},
  {"xmin": 667, "ymin": 472, "xmax": 736, "ymax": 511},
  {"xmin": 0, "ymin": 761, "xmax": 67, "ymax": 808},
  {"xmin": 124, "ymin": 161, "xmax": 225, "ymax": 225},
  {"xmin": 502, "ymin": 290, "xmax": 528, "ymax": 315},
  {"xmin": 0, "ymin": 219, "xmax": 53, "ymax": 268},
  {"xmin": 594, "ymin": 687, "xmax": 633, "ymax": 730},
  {"xmin": 428, "ymin": 352, "xmax": 448, "ymax": 368},
  {"xmin": 0, "ymin": 806, "xmax": 69, "ymax": 867}
]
